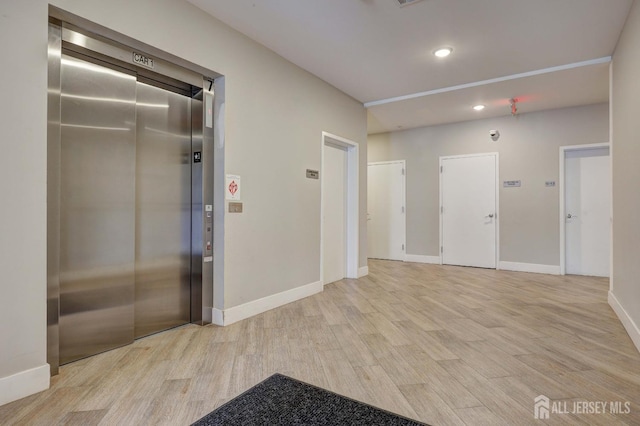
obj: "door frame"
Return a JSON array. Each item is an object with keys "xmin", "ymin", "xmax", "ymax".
[
  {"xmin": 559, "ymin": 142, "xmax": 610, "ymax": 275},
  {"xmin": 367, "ymin": 160, "xmax": 406, "ymax": 261},
  {"xmin": 320, "ymin": 132, "xmax": 359, "ymax": 284},
  {"xmin": 439, "ymin": 152, "xmax": 500, "ymax": 267}
]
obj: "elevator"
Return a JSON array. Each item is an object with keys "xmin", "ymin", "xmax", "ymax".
[{"xmin": 47, "ymin": 19, "xmax": 215, "ymax": 373}]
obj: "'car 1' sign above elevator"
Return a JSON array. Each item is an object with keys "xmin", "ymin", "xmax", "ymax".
[{"xmin": 132, "ymin": 52, "xmax": 155, "ymax": 69}]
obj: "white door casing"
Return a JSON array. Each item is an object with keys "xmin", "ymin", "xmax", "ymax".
[
  {"xmin": 440, "ymin": 153, "xmax": 498, "ymax": 268},
  {"xmin": 563, "ymin": 145, "xmax": 610, "ymax": 277},
  {"xmin": 367, "ymin": 161, "xmax": 406, "ymax": 261}
]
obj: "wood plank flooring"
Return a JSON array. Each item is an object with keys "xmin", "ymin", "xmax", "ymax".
[{"xmin": 1, "ymin": 260, "xmax": 639, "ymax": 425}]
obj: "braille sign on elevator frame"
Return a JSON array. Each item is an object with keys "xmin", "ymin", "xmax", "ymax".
[{"xmin": 132, "ymin": 52, "xmax": 155, "ymax": 69}]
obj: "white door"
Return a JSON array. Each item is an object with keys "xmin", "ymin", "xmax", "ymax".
[
  {"xmin": 565, "ymin": 147, "xmax": 610, "ymax": 277},
  {"xmin": 441, "ymin": 154, "xmax": 497, "ymax": 268},
  {"xmin": 323, "ymin": 144, "xmax": 347, "ymax": 284},
  {"xmin": 367, "ymin": 162, "xmax": 405, "ymax": 261}
]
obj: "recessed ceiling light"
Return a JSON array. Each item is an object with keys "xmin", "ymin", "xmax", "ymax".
[
  {"xmin": 473, "ymin": 104, "xmax": 486, "ymax": 111},
  {"xmin": 434, "ymin": 47, "xmax": 453, "ymax": 58}
]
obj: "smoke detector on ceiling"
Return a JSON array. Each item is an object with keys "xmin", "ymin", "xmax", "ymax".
[{"xmin": 396, "ymin": 0, "xmax": 425, "ymax": 7}]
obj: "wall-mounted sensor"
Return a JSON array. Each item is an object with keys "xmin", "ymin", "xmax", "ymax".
[{"xmin": 489, "ymin": 129, "xmax": 500, "ymax": 141}]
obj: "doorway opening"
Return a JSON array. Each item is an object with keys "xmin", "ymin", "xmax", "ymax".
[
  {"xmin": 559, "ymin": 143, "xmax": 611, "ymax": 276},
  {"xmin": 320, "ymin": 132, "xmax": 359, "ymax": 284},
  {"xmin": 367, "ymin": 161, "xmax": 406, "ymax": 261}
]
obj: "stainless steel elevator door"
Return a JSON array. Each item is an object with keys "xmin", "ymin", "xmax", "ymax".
[
  {"xmin": 59, "ymin": 53, "xmax": 194, "ymax": 363},
  {"xmin": 59, "ymin": 54, "xmax": 137, "ymax": 364},
  {"xmin": 134, "ymin": 82, "xmax": 192, "ymax": 338}
]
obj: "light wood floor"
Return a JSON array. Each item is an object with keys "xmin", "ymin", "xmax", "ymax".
[{"xmin": 1, "ymin": 260, "xmax": 639, "ymax": 425}]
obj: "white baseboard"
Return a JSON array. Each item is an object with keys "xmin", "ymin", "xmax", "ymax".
[
  {"xmin": 358, "ymin": 266, "xmax": 369, "ymax": 277},
  {"xmin": 0, "ymin": 364, "xmax": 50, "ymax": 407},
  {"xmin": 211, "ymin": 280, "xmax": 323, "ymax": 326},
  {"xmin": 404, "ymin": 254, "xmax": 441, "ymax": 265},
  {"xmin": 609, "ymin": 291, "xmax": 640, "ymax": 353},
  {"xmin": 498, "ymin": 261, "xmax": 561, "ymax": 275}
]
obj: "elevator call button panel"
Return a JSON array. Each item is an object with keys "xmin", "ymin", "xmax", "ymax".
[{"xmin": 205, "ymin": 205, "xmax": 213, "ymax": 257}]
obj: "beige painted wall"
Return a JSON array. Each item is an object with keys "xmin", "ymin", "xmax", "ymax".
[
  {"xmin": 368, "ymin": 103, "xmax": 609, "ymax": 266},
  {"xmin": 0, "ymin": 0, "xmax": 366, "ymax": 403},
  {"xmin": 0, "ymin": 0, "xmax": 48, "ymax": 391},
  {"xmin": 611, "ymin": 0, "xmax": 640, "ymax": 348}
]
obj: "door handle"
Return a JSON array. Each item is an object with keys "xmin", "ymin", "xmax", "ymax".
[
  {"xmin": 486, "ymin": 213, "xmax": 494, "ymax": 218},
  {"xmin": 567, "ymin": 214, "xmax": 577, "ymax": 219}
]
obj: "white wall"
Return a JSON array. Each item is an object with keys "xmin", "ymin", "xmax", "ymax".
[
  {"xmin": 368, "ymin": 103, "xmax": 609, "ymax": 269},
  {"xmin": 0, "ymin": 0, "xmax": 367, "ymax": 405},
  {"xmin": 0, "ymin": 0, "xmax": 50, "ymax": 406},
  {"xmin": 611, "ymin": 0, "xmax": 640, "ymax": 351}
]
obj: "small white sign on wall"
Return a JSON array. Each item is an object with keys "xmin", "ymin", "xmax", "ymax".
[{"xmin": 225, "ymin": 174, "xmax": 241, "ymax": 200}]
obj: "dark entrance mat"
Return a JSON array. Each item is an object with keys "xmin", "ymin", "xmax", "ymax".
[{"xmin": 192, "ymin": 373, "xmax": 428, "ymax": 425}]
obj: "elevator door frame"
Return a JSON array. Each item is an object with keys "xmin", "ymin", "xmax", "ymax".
[{"xmin": 47, "ymin": 19, "xmax": 217, "ymax": 375}]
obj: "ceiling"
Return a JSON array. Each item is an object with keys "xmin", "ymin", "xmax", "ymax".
[{"xmin": 186, "ymin": 0, "xmax": 632, "ymax": 134}]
